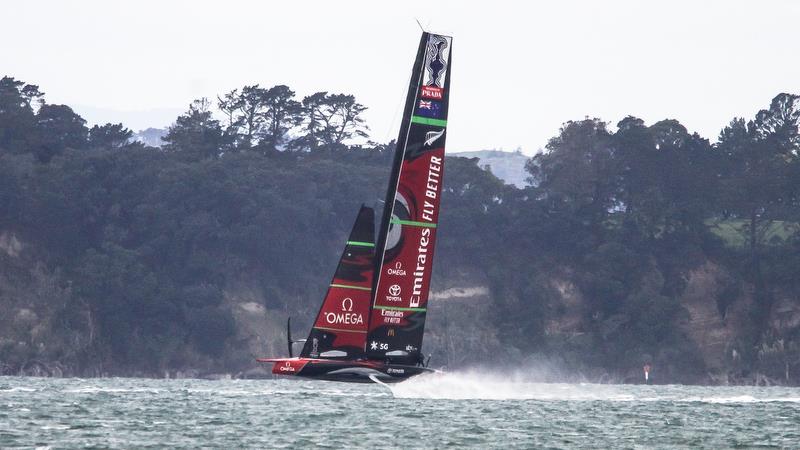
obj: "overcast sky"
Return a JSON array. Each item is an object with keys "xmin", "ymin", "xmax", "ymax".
[{"xmin": 3, "ymin": 0, "xmax": 800, "ymax": 154}]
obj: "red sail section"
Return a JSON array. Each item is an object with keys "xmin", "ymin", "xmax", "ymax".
[
  {"xmin": 301, "ymin": 206, "xmax": 375, "ymax": 359},
  {"xmin": 367, "ymin": 33, "xmax": 451, "ymax": 364}
]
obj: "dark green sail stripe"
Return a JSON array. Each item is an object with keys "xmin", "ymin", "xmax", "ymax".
[
  {"xmin": 346, "ymin": 240, "xmax": 375, "ymax": 247},
  {"xmin": 411, "ymin": 116, "xmax": 447, "ymax": 127},
  {"xmin": 330, "ymin": 283, "xmax": 372, "ymax": 291},
  {"xmin": 390, "ymin": 218, "xmax": 437, "ymax": 228},
  {"xmin": 373, "ymin": 305, "xmax": 427, "ymax": 312}
]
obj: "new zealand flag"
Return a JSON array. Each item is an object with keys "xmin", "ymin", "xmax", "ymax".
[{"xmin": 416, "ymin": 100, "xmax": 443, "ymax": 119}]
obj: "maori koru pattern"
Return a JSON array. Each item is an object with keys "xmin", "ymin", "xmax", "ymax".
[{"xmin": 424, "ymin": 35, "xmax": 449, "ymax": 88}]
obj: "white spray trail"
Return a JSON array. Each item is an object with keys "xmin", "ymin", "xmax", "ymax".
[
  {"xmin": 386, "ymin": 370, "xmax": 633, "ymax": 401},
  {"xmin": 382, "ymin": 370, "xmax": 800, "ymax": 403}
]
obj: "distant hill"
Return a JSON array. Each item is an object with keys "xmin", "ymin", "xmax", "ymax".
[
  {"xmin": 132, "ymin": 128, "xmax": 167, "ymax": 148},
  {"xmin": 72, "ymin": 105, "xmax": 182, "ymax": 133},
  {"xmin": 450, "ymin": 149, "xmax": 530, "ymax": 188}
]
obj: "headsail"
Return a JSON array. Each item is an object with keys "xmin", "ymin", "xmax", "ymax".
[
  {"xmin": 366, "ymin": 33, "xmax": 452, "ymax": 364},
  {"xmin": 301, "ymin": 206, "xmax": 375, "ymax": 359}
]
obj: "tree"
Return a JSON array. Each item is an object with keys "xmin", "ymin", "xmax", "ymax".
[
  {"xmin": 717, "ymin": 93, "xmax": 800, "ymax": 314},
  {"xmin": 257, "ymin": 85, "xmax": 303, "ymax": 151},
  {"xmin": 217, "ymin": 88, "xmax": 241, "ymax": 131},
  {"xmin": 526, "ymin": 119, "xmax": 616, "ymax": 238},
  {"xmin": 235, "ymin": 85, "xmax": 269, "ymax": 148},
  {"xmin": 88, "ymin": 123, "xmax": 134, "ymax": 150},
  {"xmin": 322, "ymin": 93, "xmax": 369, "ymax": 146},
  {"xmin": 217, "ymin": 88, "xmax": 244, "ymax": 147},
  {"xmin": 34, "ymin": 104, "xmax": 88, "ymax": 162},
  {"xmin": 216, "ymin": 84, "xmax": 304, "ymax": 151},
  {"xmin": 0, "ymin": 76, "xmax": 42, "ymax": 153},
  {"xmin": 295, "ymin": 92, "xmax": 369, "ymax": 150},
  {"xmin": 294, "ymin": 92, "xmax": 327, "ymax": 150},
  {"xmin": 162, "ymin": 98, "xmax": 226, "ymax": 160},
  {"xmin": 613, "ymin": 117, "xmax": 716, "ymax": 242}
]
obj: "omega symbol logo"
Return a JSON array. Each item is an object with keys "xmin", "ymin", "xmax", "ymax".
[
  {"xmin": 341, "ymin": 297, "xmax": 353, "ymax": 312},
  {"xmin": 389, "ymin": 285, "xmax": 401, "ymax": 296},
  {"xmin": 387, "ymin": 262, "xmax": 407, "ymax": 276}
]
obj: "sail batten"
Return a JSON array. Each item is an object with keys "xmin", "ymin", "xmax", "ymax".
[{"xmin": 329, "ymin": 283, "xmax": 372, "ymax": 291}]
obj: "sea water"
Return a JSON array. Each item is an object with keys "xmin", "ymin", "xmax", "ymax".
[{"xmin": 1, "ymin": 373, "xmax": 799, "ymax": 448}]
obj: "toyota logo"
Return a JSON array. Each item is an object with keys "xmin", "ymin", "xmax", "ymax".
[{"xmin": 389, "ymin": 285, "xmax": 401, "ymax": 296}]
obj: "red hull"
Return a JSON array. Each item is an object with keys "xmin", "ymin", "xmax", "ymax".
[{"xmin": 257, "ymin": 357, "xmax": 434, "ymax": 383}]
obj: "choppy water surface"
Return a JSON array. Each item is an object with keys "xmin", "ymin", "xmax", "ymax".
[{"xmin": 2, "ymin": 373, "xmax": 799, "ymax": 448}]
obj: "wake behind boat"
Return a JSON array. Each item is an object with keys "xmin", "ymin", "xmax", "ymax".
[{"xmin": 257, "ymin": 32, "xmax": 452, "ymax": 383}]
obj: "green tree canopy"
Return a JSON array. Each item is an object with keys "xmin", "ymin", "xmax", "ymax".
[
  {"xmin": 163, "ymin": 98, "xmax": 227, "ymax": 160},
  {"xmin": 88, "ymin": 123, "xmax": 135, "ymax": 150}
]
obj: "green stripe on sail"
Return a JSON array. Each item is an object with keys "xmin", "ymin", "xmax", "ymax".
[
  {"xmin": 390, "ymin": 218, "xmax": 437, "ymax": 228},
  {"xmin": 411, "ymin": 116, "xmax": 447, "ymax": 127},
  {"xmin": 374, "ymin": 305, "xmax": 427, "ymax": 312},
  {"xmin": 330, "ymin": 283, "xmax": 372, "ymax": 291},
  {"xmin": 346, "ymin": 240, "xmax": 375, "ymax": 247},
  {"xmin": 314, "ymin": 326, "xmax": 368, "ymax": 334}
]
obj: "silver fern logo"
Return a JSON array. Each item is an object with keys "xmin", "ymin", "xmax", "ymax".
[{"xmin": 425, "ymin": 129, "xmax": 445, "ymax": 146}]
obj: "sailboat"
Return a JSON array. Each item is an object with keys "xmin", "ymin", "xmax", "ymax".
[{"xmin": 257, "ymin": 31, "xmax": 452, "ymax": 383}]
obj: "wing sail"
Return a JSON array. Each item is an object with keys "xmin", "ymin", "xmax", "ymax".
[{"xmin": 366, "ymin": 33, "xmax": 452, "ymax": 364}]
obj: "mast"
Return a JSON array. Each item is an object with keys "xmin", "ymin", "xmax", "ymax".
[{"xmin": 373, "ymin": 33, "xmax": 430, "ymax": 289}]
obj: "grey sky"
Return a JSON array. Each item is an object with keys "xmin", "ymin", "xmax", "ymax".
[{"xmin": 2, "ymin": 0, "xmax": 799, "ymax": 154}]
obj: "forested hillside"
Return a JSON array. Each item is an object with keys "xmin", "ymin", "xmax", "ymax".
[{"xmin": 1, "ymin": 76, "xmax": 799, "ymax": 384}]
